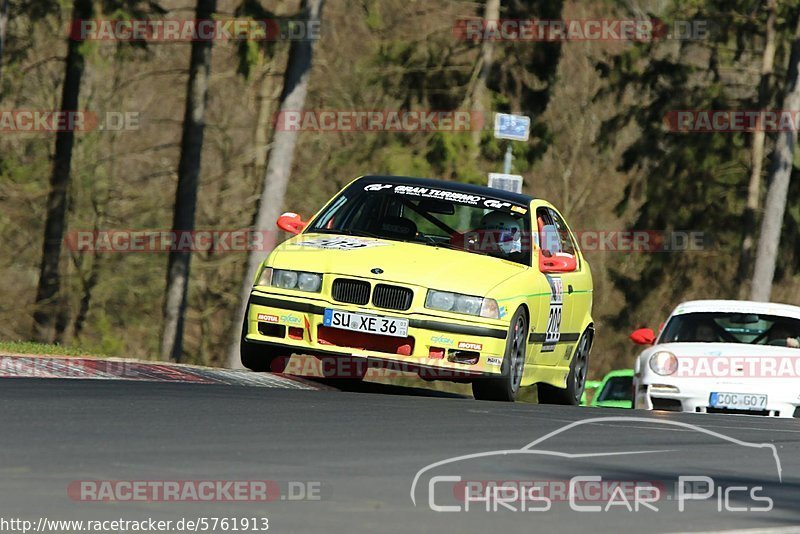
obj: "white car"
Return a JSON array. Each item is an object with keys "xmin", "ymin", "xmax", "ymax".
[{"xmin": 631, "ymin": 299, "xmax": 800, "ymax": 418}]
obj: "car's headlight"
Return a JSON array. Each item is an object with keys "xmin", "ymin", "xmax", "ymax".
[
  {"xmin": 256, "ymin": 267, "xmax": 322, "ymax": 293},
  {"xmin": 425, "ymin": 290, "xmax": 499, "ymax": 319},
  {"xmin": 649, "ymin": 351, "xmax": 678, "ymax": 376}
]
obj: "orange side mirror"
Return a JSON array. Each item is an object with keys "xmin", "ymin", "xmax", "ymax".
[
  {"xmin": 277, "ymin": 212, "xmax": 307, "ymax": 235},
  {"xmin": 630, "ymin": 327, "xmax": 656, "ymax": 345},
  {"xmin": 539, "ymin": 252, "xmax": 577, "ymax": 273}
]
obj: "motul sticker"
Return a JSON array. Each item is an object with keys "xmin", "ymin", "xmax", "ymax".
[
  {"xmin": 457, "ymin": 341, "xmax": 483, "ymax": 351},
  {"xmin": 257, "ymin": 313, "xmax": 279, "ymax": 323}
]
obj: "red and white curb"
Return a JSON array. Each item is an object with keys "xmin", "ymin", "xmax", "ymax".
[{"xmin": 0, "ymin": 353, "xmax": 322, "ymax": 390}]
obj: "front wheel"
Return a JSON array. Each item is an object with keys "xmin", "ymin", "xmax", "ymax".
[
  {"xmin": 472, "ymin": 308, "xmax": 528, "ymax": 402},
  {"xmin": 538, "ymin": 328, "xmax": 592, "ymax": 405}
]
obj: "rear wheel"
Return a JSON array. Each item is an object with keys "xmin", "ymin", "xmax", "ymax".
[
  {"xmin": 538, "ymin": 328, "xmax": 591, "ymax": 405},
  {"xmin": 472, "ymin": 308, "xmax": 527, "ymax": 402}
]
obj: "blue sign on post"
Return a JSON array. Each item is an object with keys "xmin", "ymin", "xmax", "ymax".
[{"xmin": 494, "ymin": 113, "xmax": 530, "ymax": 142}]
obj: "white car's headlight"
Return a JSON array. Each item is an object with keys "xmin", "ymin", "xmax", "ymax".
[
  {"xmin": 425, "ymin": 290, "xmax": 499, "ymax": 319},
  {"xmin": 649, "ymin": 351, "xmax": 678, "ymax": 376},
  {"xmin": 256, "ymin": 267, "xmax": 322, "ymax": 293}
]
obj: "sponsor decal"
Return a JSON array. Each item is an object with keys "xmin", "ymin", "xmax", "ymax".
[
  {"xmin": 498, "ymin": 306, "xmax": 508, "ymax": 319},
  {"xmin": 364, "ymin": 183, "xmax": 393, "ymax": 191},
  {"xmin": 486, "ymin": 357, "xmax": 502, "ymax": 366},
  {"xmin": 542, "ymin": 276, "xmax": 563, "ymax": 353},
  {"xmin": 257, "ymin": 313, "xmax": 279, "ymax": 323},
  {"xmin": 280, "ymin": 315, "xmax": 302, "ymax": 325},
  {"xmin": 430, "ymin": 335, "xmax": 454, "ymax": 345},
  {"xmin": 457, "ymin": 341, "xmax": 483, "ymax": 351},
  {"xmin": 296, "ymin": 236, "xmax": 390, "ymax": 250},
  {"xmin": 371, "ymin": 183, "xmax": 527, "ymax": 213},
  {"xmin": 484, "ymin": 199, "xmax": 512, "ymax": 210},
  {"xmin": 511, "ymin": 205, "xmax": 528, "ymax": 215}
]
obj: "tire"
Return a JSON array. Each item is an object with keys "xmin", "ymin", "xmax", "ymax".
[
  {"xmin": 472, "ymin": 308, "xmax": 528, "ymax": 402},
  {"xmin": 240, "ymin": 322, "xmax": 289, "ymax": 372},
  {"xmin": 538, "ymin": 328, "xmax": 592, "ymax": 405}
]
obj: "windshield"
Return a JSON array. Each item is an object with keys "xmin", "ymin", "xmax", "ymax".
[
  {"xmin": 307, "ymin": 182, "xmax": 532, "ymax": 266},
  {"xmin": 596, "ymin": 375, "xmax": 633, "ymax": 403},
  {"xmin": 659, "ymin": 312, "xmax": 800, "ymax": 346}
]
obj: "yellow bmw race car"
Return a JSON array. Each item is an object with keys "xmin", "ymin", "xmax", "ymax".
[{"xmin": 241, "ymin": 175, "xmax": 594, "ymax": 402}]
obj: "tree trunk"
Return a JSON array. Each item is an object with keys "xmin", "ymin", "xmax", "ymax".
[
  {"xmin": 227, "ymin": 0, "xmax": 325, "ymax": 368},
  {"xmin": 160, "ymin": 0, "xmax": 217, "ymax": 362},
  {"xmin": 469, "ymin": 0, "xmax": 500, "ymax": 150},
  {"xmin": 32, "ymin": 0, "xmax": 93, "ymax": 342},
  {"xmin": 750, "ymin": 17, "xmax": 800, "ymax": 302},
  {"xmin": 0, "ymin": 0, "xmax": 8, "ymax": 86},
  {"xmin": 738, "ymin": 0, "xmax": 777, "ymax": 297}
]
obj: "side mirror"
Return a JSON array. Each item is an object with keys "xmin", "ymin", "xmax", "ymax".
[
  {"xmin": 277, "ymin": 212, "xmax": 307, "ymax": 235},
  {"xmin": 539, "ymin": 252, "xmax": 577, "ymax": 273},
  {"xmin": 630, "ymin": 327, "xmax": 656, "ymax": 345}
]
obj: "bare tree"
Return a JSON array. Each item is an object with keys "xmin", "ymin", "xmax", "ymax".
[
  {"xmin": 0, "ymin": 0, "xmax": 8, "ymax": 85},
  {"xmin": 160, "ymin": 0, "xmax": 217, "ymax": 362},
  {"xmin": 750, "ymin": 16, "xmax": 800, "ymax": 302},
  {"xmin": 227, "ymin": 0, "xmax": 325, "ymax": 368},
  {"xmin": 738, "ymin": 0, "xmax": 777, "ymax": 297},
  {"xmin": 465, "ymin": 0, "xmax": 500, "ymax": 150},
  {"xmin": 32, "ymin": 0, "xmax": 93, "ymax": 342}
]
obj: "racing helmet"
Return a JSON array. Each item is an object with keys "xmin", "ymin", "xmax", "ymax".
[{"xmin": 479, "ymin": 210, "xmax": 522, "ymax": 254}]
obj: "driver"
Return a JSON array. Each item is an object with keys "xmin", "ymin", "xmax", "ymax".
[
  {"xmin": 478, "ymin": 211, "xmax": 522, "ymax": 255},
  {"xmin": 769, "ymin": 323, "xmax": 800, "ymax": 348},
  {"xmin": 694, "ymin": 321, "xmax": 718, "ymax": 342}
]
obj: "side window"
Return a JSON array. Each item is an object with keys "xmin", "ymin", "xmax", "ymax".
[
  {"xmin": 536, "ymin": 207, "xmax": 570, "ymax": 255},
  {"xmin": 547, "ymin": 208, "xmax": 576, "ymax": 256},
  {"xmin": 535, "ymin": 206, "xmax": 579, "ymax": 273}
]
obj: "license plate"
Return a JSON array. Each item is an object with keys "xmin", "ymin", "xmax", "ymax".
[
  {"xmin": 709, "ymin": 392, "xmax": 768, "ymax": 411},
  {"xmin": 323, "ymin": 309, "xmax": 409, "ymax": 337}
]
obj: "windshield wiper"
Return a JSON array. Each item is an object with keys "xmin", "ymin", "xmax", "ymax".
[
  {"xmin": 418, "ymin": 234, "xmax": 463, "ymax": 251},
  {"xmin": 312, "ymin": 228, "xmax": 384, "ymax": 239}
]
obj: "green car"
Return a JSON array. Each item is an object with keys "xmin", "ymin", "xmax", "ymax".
[{"xmin": 580, "ymin": 369, "xmax": 633, "ymax": 408}]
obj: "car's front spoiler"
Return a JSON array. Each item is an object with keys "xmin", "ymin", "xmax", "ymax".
[
  {"xmin": 247, "ymin": 294, "xmax": 508, "ymax": 340},
  {"xmin": 244, "ymin": 291, "xmax": 509, "ymax": 378}
]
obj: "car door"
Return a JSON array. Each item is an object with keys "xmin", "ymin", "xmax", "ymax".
[{"xmin": 533, "ymin": 206, "xmax": 580, "ymax": 366}]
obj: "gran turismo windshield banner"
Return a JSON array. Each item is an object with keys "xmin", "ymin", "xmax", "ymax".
[{"xmin": 361, "ymin": 182, "xmax": 528, "ymax": 214}]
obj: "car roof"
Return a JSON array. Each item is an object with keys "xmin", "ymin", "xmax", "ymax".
[
  {"xmin": 356, "ymin": 175, "xmax": 535, "ymax": 205},
  {"xmin": 670, "ymin": 299, "xmax": 800, "ymax": 320}
]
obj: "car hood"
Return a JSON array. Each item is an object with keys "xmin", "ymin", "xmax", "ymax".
[
  {"xmin": 645, "ymin": 342, "xmax": 800, "ymax": 358},
  {"xmin": 268, "ymin": 232, "xmax": 527, "ymax": 295}
]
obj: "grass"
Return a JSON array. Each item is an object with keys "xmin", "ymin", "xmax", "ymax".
[{"xmin": 0, "ymin": 340, "xmax": 105, "ymax": 357}]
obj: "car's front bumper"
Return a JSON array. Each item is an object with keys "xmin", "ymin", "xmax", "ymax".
[
  {"xmin": 243, "ymin": 290, "xmax": 510, "ymax": 378},
  {"xmin": 635, "ymin": 379, "xmax": 800, "ymax": 418}
]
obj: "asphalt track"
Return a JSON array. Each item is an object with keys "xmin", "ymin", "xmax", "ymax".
[{"xmin": 2, "ymin": 377, "xmax": 800, "ymax": 533}]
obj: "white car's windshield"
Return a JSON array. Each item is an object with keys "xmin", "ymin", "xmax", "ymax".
[
  {"xmin": 659, "ymin": 312, "xmax": 800, "ymax": 347},
  {"xmin": 307, "ymin": 183, "xmax": 532, "ymax": 266}
]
